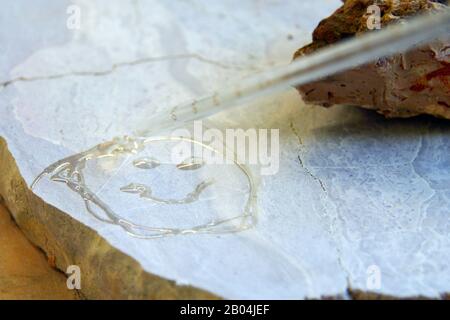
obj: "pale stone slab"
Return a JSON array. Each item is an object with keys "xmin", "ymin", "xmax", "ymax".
[{"xmin": 1, "ymin": 0, "xmax": 449, "ymax": 299}]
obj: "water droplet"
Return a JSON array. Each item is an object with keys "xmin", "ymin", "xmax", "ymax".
[
  {"xmin": 176, "ymin": 157, "xmax": 204, "ymax": 171},
  {"xmin": 133, "ymin": 157, "xmax": 160, "ymax": 169}
]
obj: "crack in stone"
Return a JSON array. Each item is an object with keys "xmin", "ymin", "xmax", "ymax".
[
  {"xmin": 336, "ymin": 250, "xmax": 352, "ymax": 299},
  {"xmin": 409, "ymin": 135, "xmax": 437, "ymax": 231},
  {"xmin": 289, "ymin": 120, "xmax": 326, "ymax": 193},
  {"xmin": 0, "ymin": 53, "xmax": 253, "ymax": 89},
  {"xmin": 289, "ymin": 119, "xmax": 354, "ymax": 298},
  {"xmin": 325, "ymin": 203, "xmax": 353, "ymax": 299}
]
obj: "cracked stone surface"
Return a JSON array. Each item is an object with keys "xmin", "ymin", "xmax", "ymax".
[{"xmin": 1, "ymin": 0, "xmax": 449, "ymax": 299}]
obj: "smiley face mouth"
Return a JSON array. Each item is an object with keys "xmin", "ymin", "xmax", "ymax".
[
  {"xmin": 120, "ymin": 156, "xmax": 215, "ymax": 205},
  {"xmin": 120, "ymin": 179, "xmax": 215, "ymax": 205}
]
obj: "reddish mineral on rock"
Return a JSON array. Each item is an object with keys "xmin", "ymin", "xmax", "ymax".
[{"xmin": 294, "ymin": 0, "xmax": 450, "ymax": 119}]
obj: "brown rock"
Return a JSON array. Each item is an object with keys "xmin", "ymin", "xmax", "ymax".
[
  {"xmin": 0, "ymin": 201, "xmax": 79, "ymax": 300},
  {"xmin": 294, "ymin": 0, "xmax": 450, "ymax": 119}
]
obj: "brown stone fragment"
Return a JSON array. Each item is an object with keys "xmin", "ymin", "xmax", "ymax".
[{"xmin": 294, "ymin": 0, "xmax": 450, "ymax": 119}]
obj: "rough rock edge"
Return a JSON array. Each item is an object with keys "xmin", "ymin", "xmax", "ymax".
[
  {"xmin": 294, "ymin": 0, "xmax": 448, "ymax": 56},
  {"xmin": 0, "ymin": 137, "xmax": 218, "ymax": 300},
  {"xmin": 2, "ymin": 138, "xmax": 450, "ymax": 299}
]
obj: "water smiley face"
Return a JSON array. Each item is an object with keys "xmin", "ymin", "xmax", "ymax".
[
  {"xmin": 34, "ymin": 136, "xmax": 257, "ymax": 239},
  {"xmin": 120, "ymin": 156, "xmax": 215, "ymax": 205}
]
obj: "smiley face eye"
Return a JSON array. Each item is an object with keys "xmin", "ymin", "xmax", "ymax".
[
  {"xmin": 176, "ymin": 157, "xmax": 205, "ymax": 171},
  {"xmin": 133, "ymin": 157, "xmax": 160, "ymax": 169}
]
